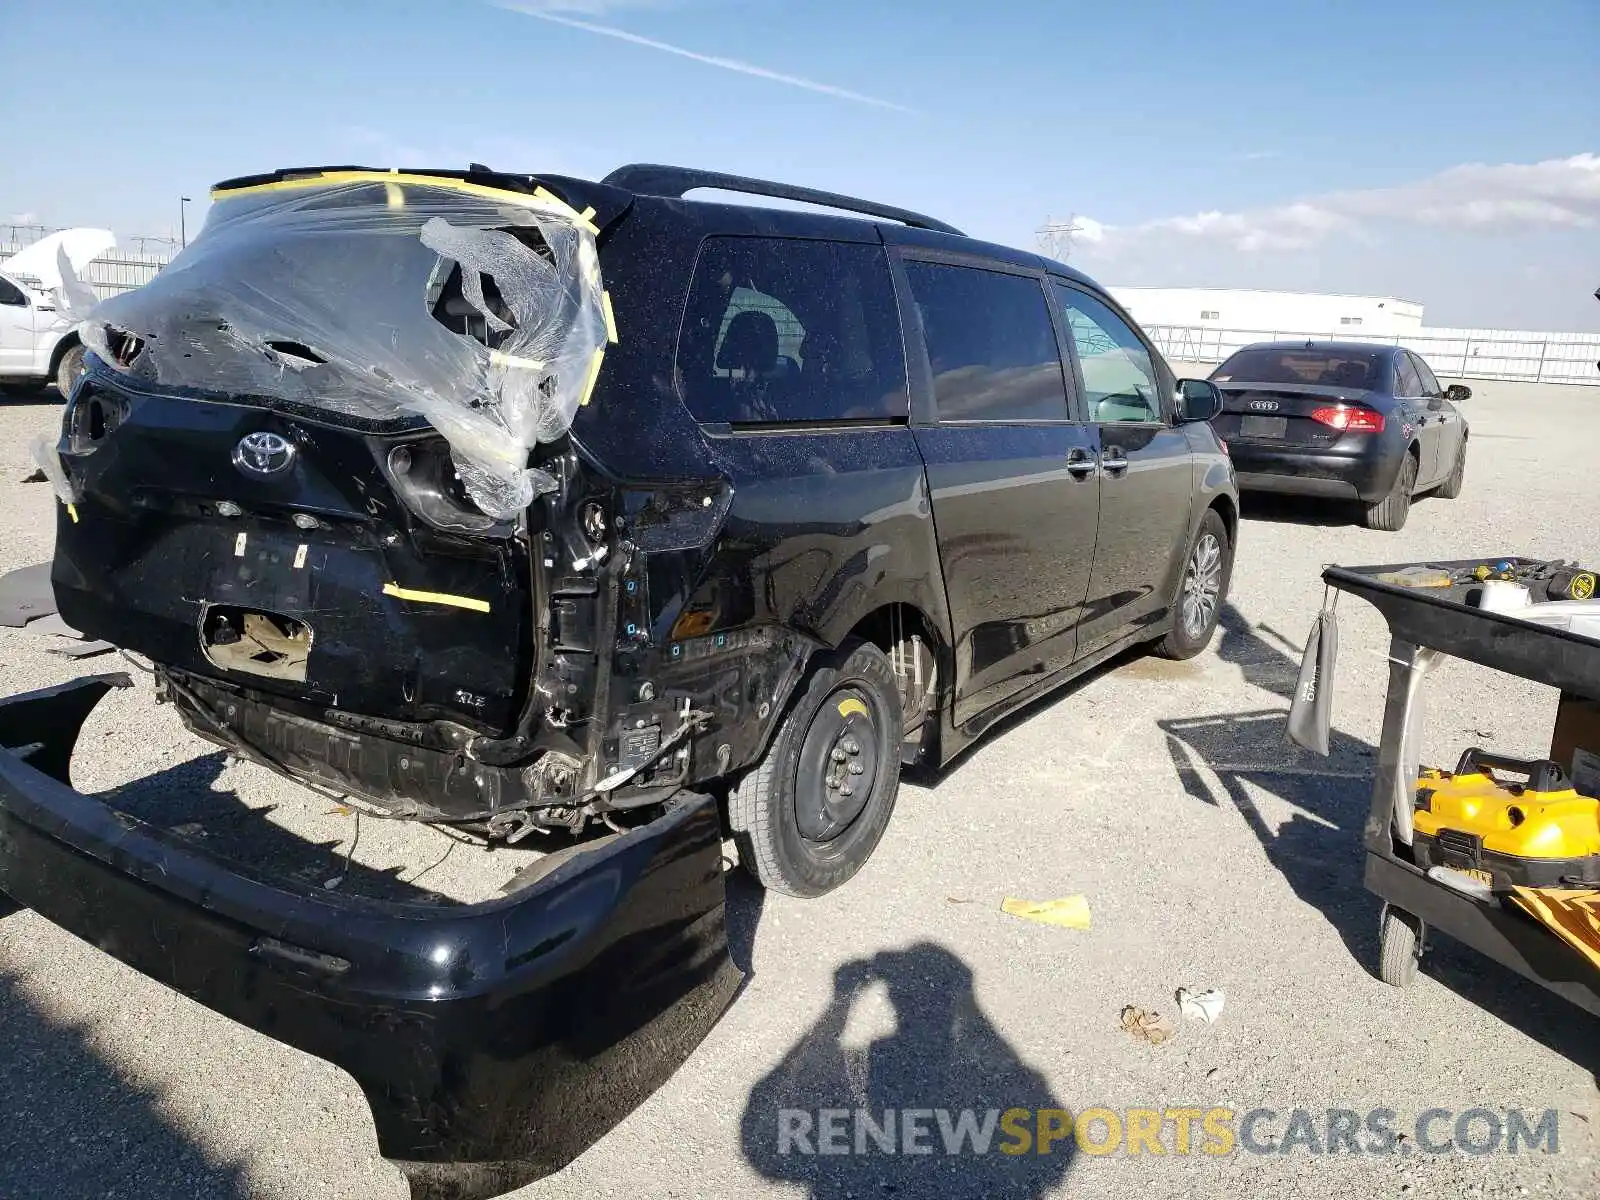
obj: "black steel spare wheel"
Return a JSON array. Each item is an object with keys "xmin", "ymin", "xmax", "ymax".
[
  {"xmin": 793, "ymin": 686, "xmax": 881, "ymax": 840},
  {"xmin": 730, "ymin": 640, "xmax": 903, "ymax": 897}
]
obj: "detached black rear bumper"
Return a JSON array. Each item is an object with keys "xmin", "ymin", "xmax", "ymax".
[{"xmin": 0, "ymin": 676, "xmax": 740, "ymax": 1200}]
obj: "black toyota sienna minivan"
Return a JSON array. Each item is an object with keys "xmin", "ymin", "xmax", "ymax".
[{"xmin": 7, "ymin": 162, "xmax": 1235, "ymax": 1196}]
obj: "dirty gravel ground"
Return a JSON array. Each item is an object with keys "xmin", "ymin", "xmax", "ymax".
[{"xmin": 1, "ymin": 371, "xmax": 1597, "ymax": 1200}]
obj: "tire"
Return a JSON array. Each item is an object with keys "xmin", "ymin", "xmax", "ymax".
[
  {"xmin": 728, "ymin": 639, "xmax": 904, "ymax": 898},
  {"xmin": 1362, "ymin": 451, "xmax": 1417, "ymax": 532},
  {"xmin": 1378, "ymin": 903, "xmax": 1424, "ymax": 988},
  {"xmin": 1155, "ymin": 508, "xmax": 1232, "ymax": 660},
  {"xmin": 54, "ymin": 343, "xmax": 86, "ymax": 398},
  {"xmin": 1435, "ymin": 439, "xmax": 1466, "ymax": 499}
]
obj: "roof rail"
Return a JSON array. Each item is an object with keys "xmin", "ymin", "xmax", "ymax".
[{"xmin": 600, "ymin": 164, "xmax": 965, "ymax": 237}]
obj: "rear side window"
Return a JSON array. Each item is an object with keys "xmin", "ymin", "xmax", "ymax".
[
  {"xmin": 1393, "ymin": 353, "xmax": 1422, "ymax": 397},
  {"xmin": 902, "ymin": 261, "xmax": 1069, "ymax": 422},
  {"xmin": 0, "ymin": 277, "xmax": 27, "ymax": 306},
  {"xmin": 676, "ymin": 237, "xmax": 907, "ymax": 425},
  {"xmin": 1411, "ymin": 352, "xmax": 1442, "ymax": 396}
]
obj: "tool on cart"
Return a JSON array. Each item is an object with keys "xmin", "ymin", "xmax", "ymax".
[
  {"xmin": 1297, "ymin": 557, "xmax": 1600, "ymax": 1017},
  {"xmin": 1374, "ymin": 558, "xmax": 1598, "ymax": 600},
  {"xmin": 1510, "ymin": 887, "xmax": 1600, "ymax": 972},
  {"xmin": 1546, "ymin": 568, "xmax": 1597, "ymax": 602},
  {"xmin": 1412, "ymin": 749, "xmax": 1600, "ymax": 890}
]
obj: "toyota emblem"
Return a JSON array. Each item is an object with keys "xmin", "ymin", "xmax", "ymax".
[
  {"xmin": 1248, "ymin": 399, "xmax": 1280, "ymax": 412},
  {"xmin": 232, "ymin": 431, "xmax": 296, "ymax": 477}
]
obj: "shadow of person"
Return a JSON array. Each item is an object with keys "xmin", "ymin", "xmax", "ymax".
[
  {"xmin": 741, "ymin": 942, "xmax": 1074, "ymax": 1200},
  {"xmin": 1162, "ymin": 605, "xmax": 1600, "ymax": 1080}
]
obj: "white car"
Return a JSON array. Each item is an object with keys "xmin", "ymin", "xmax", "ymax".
[
  {"xmin": 0, "ymin": 270, "xmax": 86, "ymax": 395},
  {"xmin": 0, "ymin": 228, "xmax": 116, "ymax": 396}
]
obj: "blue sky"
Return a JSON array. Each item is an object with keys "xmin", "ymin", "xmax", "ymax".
[{"xmin": 2, "ymin": 0, "xmax": 1596, "ymax": 329}]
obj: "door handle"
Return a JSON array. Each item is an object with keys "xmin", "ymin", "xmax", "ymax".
[
  {"xmin": 1065, "ymin": 450, "xmax": 1098, "ymax": 479},
  {"xmin": 1101, "ymin": 451, "xmax": 1130, "ymax": 474}
]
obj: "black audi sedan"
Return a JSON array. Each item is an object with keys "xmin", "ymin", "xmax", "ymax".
[{"xmin": 1208, "ymin": 340, "xmax": 1469, "ymax": 530}]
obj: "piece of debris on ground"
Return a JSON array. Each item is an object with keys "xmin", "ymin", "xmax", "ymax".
[
  {"xmin": 1176, "ymin": 986, "xmax": 1227, "ymax": 1023},
  {"xmin": 1000, "ymin": 894, "xmax": 1092, "ymax": 929},
  {"xmin": 1120, "ymin": 1005, "xmax": 1177, "ymax": 1045},
  {"xmin": 0, "ymin": 562, "xmax": 55, "ymax": 627}
]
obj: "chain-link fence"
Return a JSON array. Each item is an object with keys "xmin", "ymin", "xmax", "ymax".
[{"xmin": 1144, "ymin": 323, "xmax": 1600, "ymax": 387}]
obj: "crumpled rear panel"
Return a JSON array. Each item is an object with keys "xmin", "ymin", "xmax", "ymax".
[{"xmin": 63, "ymin": 172, "xmax": 612, "ymax": 519}]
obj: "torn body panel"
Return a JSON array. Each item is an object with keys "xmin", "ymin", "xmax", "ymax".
[
  {"xmin": 52, "ymin": 382, "xmax": 534, "ymax": 740},
  {"xmin": 67, "ymin": 171, "xmax": 612, "ymax": 518}
]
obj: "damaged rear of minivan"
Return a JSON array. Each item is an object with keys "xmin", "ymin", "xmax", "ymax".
[{"xmin": 4, "ymin": 168, "xmax": 762, "ymax": 1199}]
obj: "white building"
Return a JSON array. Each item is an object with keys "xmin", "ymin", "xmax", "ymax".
[{"xmin": 1109, "ymin": 287, "xmax": 1425, "ymax": 336}]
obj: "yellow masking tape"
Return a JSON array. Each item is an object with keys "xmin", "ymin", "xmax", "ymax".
[
  {"xmin": 532, "ymin": 185, "xmax": 585, "ymax": 223},
  {"xmin": 384, "ymin": 182, "xmax": 405, "ymax": 209},
  {"xmin": 579, "ymin": 346, "xmax": 605, "ymax": 407},
  {"xmin": 66, "ymin": 503, "xmax": 79, "ymax": 523},
  {"xmin": 213, "ymin": 171, "xmax": 570, "ymax": 216},
  {"xmin": 489, "ymin": 349, "xmax": 547, "ymax": 371},
  {"xmin": 602, "ymin": 291, "xmax": 619, "ymax": 344},
  {"xmin": 836, "ymin": 698, "xmax": 869, "ymax": 720},
  {"xmin": 575, "ymin": 205, "xmax": 601, "ymax": 236},
  {"xmin": 382, "ymin": 582, "xmax": 491, "ymax": 614}
]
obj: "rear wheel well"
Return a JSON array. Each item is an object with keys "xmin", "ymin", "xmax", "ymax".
[
  {"xmin": 1207, "ymin": 494, "xmax": 1237, "ymax": 547},
  {"xmin": 846, "ymin": 603, "xmax": 945, "ymax": 764}
]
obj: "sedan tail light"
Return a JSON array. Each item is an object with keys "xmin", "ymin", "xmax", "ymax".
[{"xmin": 1309, "ymin": 406, "xmax": 1385, "ymax": 433}]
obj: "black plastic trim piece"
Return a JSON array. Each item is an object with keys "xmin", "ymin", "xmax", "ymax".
[{"xmin": 601, "ymin": 164, "xmax": 964, "ymax": 236}]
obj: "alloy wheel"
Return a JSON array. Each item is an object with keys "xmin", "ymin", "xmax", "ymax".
[{"xmin": 1180, "ymin": 533, "xmax": 1223, "ymax": 639}]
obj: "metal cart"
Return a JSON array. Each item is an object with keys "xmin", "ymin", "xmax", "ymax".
[{"xmin": 1327, "ymin": 559, "xmax": 1600, "ymax": 1016}]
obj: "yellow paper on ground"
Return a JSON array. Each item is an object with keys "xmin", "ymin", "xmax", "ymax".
[
  {"xmin": 1000, "ymin": 895, "xmax": 1092, "ymax": 930},
  {"xmin": 1511, "ymin": 887, "xmax": 1600, "ymax": 972}
]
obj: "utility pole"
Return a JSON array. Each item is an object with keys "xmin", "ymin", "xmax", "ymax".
[
  {"xmin": 180, "ymin": 196, "xmax": 192, "ymax": 249},
  {"xmin": 1036, "ymin": 215, "xmax": 1082, "ymax": 263}
]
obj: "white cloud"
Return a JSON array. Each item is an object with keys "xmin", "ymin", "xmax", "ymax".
[
  {"xmin": 493, "ymin": 2, "xmax": 915, "ymax": 112},
  {"xmin": 6, "ymin": 212, "xmax": 39, "ymax": 225},
  {"xmin": 1081, "ymin": 152, "xmax": 1600, "ymax": 257},
  {"xmin": 1073, "ymin": 215, "xmax": 1106, "ymax": 244}
]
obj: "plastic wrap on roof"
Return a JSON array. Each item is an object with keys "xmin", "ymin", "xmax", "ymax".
[{"xmin": 72, "ymin": 173, "xmax": 611, "ymax": 518}]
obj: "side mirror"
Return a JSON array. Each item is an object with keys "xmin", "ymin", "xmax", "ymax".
[
  {"xmin": 1176, "ymin": 378, "xmax": 1222, "ymax": 422},
  {"xmin": 1445, "ymin": 383, "xmax": 1471, "ymax": 403}
]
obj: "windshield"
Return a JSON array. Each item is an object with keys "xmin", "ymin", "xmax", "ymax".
[{"xmin": 1212, "ymin": 348, "xmax": 1384, "ymax": 389}]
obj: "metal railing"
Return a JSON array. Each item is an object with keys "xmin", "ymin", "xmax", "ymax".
[{"xmin": 1144, "ymin": 324, "xmax": 1600, "ymax": 387}]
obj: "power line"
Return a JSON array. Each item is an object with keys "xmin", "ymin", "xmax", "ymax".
[{"xmin": 1036, "ymin": 214, "xmax": 1082, "ymax": 262}]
